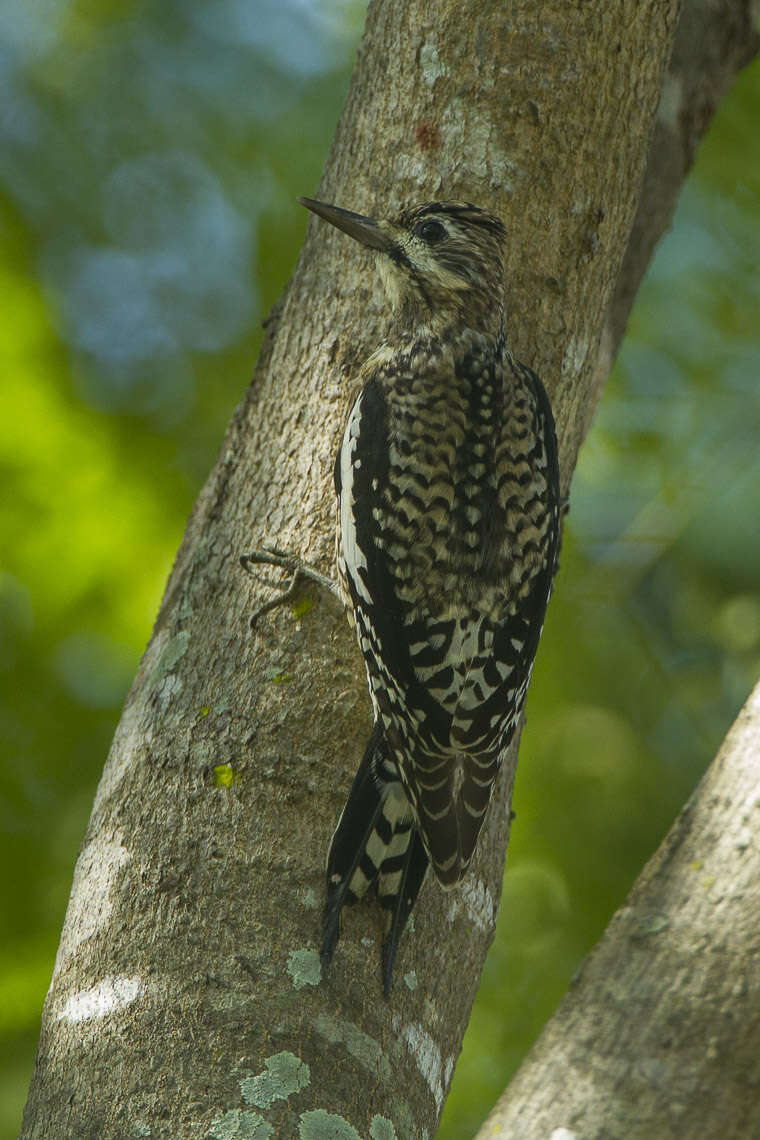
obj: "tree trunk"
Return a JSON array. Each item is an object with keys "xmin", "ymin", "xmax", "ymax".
[
  {"xmin": 477, "ymin": 678, "xmax": 760, "ymax": 1140},
  {"xmin": 20, "ymin": 1, "xmax": 757, "ymax": 1138}
]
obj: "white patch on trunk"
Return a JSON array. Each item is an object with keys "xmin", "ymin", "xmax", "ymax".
[
  {"xmin": 58, "ymin": 975, "xmax": 143, "ymax": 1023},
  {"xmin": 400, "ymin": 1022, "xmax": 453, "ymax": 1112},
  {"xmin": 52, "ymin": 833, "xmax": 131, "ymax": 980}
]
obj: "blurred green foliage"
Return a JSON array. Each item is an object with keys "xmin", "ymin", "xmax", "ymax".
[{"xmin": 0, "ymin": 2, "xmax": 757, "ymax": 1135}]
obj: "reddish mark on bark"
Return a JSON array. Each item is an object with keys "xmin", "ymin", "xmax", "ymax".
[{"xmin": 415, "ymin": 122, "xmax": 441, "ymax": 151}]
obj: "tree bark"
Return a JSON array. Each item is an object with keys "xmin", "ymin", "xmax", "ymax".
[
  {"xmin": 477, "ymin": 678, "xmax": 760, "ymax": 1140},
  {"xmin": 20, "ymin": 1, "xmax": 756, "ymax": 1138}
]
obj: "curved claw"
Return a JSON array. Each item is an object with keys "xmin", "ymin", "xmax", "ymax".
[{"xmin": 239, "ymin": 547, "xmax": 339, "ymax": 626}]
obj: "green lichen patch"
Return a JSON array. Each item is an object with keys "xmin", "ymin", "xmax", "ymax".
[
  {"xmin": 302, "ymin": 887, "xmax": 320, "ymax": 910},
  {"xmin": 314, "ymin": 1013, "xmax": 391, "ymax": 1082},
  {"xmin": 208, "ymin": 1109, "xmax": 273, "ymax": 1139},
  {"xmin": 264, "ymin": 667, "xmax": 292, "ymax": 683},
  {"xmin": 370, "ymin": 1115, "xmax": 398, "ymax": 1139},
  {"xmin": 403, "ymin": 971, "xmax": 418, "ymax": 991},
  {"xmin": 631, "ymin": 913, "xmax": 670, "ymax": 940},
  {"xmin": 287, "ymin": 947, "xmax": 321, "ymax": 989},
  {"xmin": 291, "ymin": 597, "xmax": 315, "ymax": 618},
  {"xmin": 154, "ymin": 630, "xmax": 190, "ymax": 680},
  {"xmin": 298, "ymin": 1110, "xmax": 362, "ymax": 1139},
  {"xmin": 214, "ymin": 763, "xmax": 242, "ymax": 788},
  {"xmin": 240, "ymin": 1051, "xmax": 311, "ymax": 1109}
]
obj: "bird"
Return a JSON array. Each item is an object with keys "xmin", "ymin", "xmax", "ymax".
[{"xmin": 245, "ymin": 196, "xmax": 561, "ymax": 993}]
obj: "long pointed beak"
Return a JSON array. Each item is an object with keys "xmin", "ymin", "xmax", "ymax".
[{"xmin": 299, "ymin": 197, "xmax": 395, "ymax": 253}]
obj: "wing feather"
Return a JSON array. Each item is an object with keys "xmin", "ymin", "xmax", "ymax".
[{"xmin": 336, "ymin": 362, "xmax": 561, "ymax": 885}]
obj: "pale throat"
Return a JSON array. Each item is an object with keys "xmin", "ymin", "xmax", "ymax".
[{"xmin": 376, "ymin": 261, "xmax": 505, "ymax": 345}]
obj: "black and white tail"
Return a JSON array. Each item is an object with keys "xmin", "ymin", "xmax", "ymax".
[{"xmin": 321, "ymin": 724, "xmax": 429, "ymax": 994}]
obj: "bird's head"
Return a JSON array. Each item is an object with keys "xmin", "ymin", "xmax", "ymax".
[{"xmin": 300, "ymin": 197, "xmax": 507, "ymax": 337}]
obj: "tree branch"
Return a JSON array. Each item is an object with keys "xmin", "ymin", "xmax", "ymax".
[
  {"xmin": 478, "ymin": 678, "xmax": 760, "ymax": 1139},
  {"xmin": 587, "ymin": 0, "xmax": 759, "ymax": 432}
]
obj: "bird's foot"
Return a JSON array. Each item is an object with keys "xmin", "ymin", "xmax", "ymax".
[{"xmin": 239, "ymin": 546, "xmax": 340, "ymax": 627}]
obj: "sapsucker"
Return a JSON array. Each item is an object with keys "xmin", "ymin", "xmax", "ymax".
[{"xmin": 301, "ymin": 197, "xmax": 561, "ymax": 992}]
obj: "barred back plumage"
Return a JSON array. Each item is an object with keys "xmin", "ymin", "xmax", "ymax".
[{"xmin": 300, "ymin": 196, "xmax": 561, "ymax": 992}]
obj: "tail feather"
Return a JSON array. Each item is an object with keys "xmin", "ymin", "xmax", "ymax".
[
  {"xmin": 321, "ymin": 727, "xmax": 385, "ymax": 968},
  {"xmin": 321, "ymin": 724, "xmax": 429, "ymax": 993},
  {"xmin": 379, "ymin": 828, "xmax": 428, "ymax": 993}
]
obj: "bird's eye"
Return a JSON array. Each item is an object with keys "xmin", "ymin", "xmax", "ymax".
[{"xmin": 417, "ymin": 219, "xmax": 446, "ymax": 244}]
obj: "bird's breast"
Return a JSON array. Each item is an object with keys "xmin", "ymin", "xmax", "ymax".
[{"xmin": 373, "ymin": 352, "xmax": 551, "ymax": 618}]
